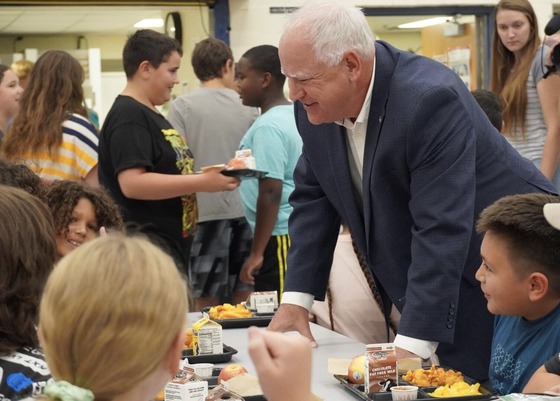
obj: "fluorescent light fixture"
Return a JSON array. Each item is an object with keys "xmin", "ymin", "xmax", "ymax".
[
  {"xmin": 398, "ymin": 17, "xmax": 451, "ymax": 29},
  {"xmin": 134, "ymin": 18, "xmax": 164, "ymax": 29}
]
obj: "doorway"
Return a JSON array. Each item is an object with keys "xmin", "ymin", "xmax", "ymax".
[{"xmin": 363, "ymin": 6, "xmax": 495, "ymax": 89}]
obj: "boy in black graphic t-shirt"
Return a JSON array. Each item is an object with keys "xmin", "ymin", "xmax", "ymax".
[{"xmin": 98, "ymin": 30, "xmax": 239, "ymax": 275}]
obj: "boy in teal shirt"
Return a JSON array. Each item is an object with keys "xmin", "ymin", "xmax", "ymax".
[{"xmin": 236, "ymin": 45, "xmax": 302, "ymax": 297}]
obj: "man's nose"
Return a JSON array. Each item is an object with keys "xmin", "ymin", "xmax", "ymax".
[{"xmin": 288, "ymin": 78, "xmax": 304, "ymax": 102}]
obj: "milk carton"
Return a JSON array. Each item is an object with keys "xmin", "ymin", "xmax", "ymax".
[
  {"xmin": 247, "ymin": 291, "xmax": 278, "ymax": 310},
  {"xmin": 365, "ymin": 343, "xmax": 398, "ymax": 394},
  {"xmin": 192, "ymin": 315, "xmax": 222, "ymax": 355},
  {"xmin": 165, "ymin": 368, "xmax": 208, "ymax": 401},
  {"xmin": 234, "ymin": 149, "xmax": 256, "ymax": 169}
]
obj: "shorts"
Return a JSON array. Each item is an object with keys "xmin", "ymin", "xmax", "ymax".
[
  {"xmin": 188, "ymin": 218, "xmax": 253, "ymax": 302},
  {"xmin": 254, "ymin": 234, "xmax": 290, "ymax": 297}
]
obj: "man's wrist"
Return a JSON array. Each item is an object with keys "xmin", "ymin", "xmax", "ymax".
[
  {"xmin": 394, "ymin": 334, "xmax": 438, "ymax": 360},
  {"xmin": 280, "ymin": 292, "xmax": 314, "ymax": 311}
]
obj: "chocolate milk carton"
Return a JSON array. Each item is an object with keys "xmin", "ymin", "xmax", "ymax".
[
  {"xmin": 165, "ymin": 368, "xmax": 208, "ymax": 401},
  {"xmin": 365, "ymin": 343, "xmax": 398, "ymax": 394}
]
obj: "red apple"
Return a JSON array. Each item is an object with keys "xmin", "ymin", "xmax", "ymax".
[{"xmin": 217, "ymin": 363, "xmax": 248, "ymax": 383}]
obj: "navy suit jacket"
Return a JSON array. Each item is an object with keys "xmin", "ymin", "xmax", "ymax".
[{"xmin": 285, "ymin": 41, "xmax": 557, "ymax": 380}]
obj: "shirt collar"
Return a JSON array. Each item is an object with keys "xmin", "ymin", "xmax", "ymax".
[{"xmin": 336, "ymin": 57, "xmax": 376, "ymax": 129}]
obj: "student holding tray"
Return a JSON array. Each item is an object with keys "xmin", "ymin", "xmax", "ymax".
[{"xmin": 98, "ymin": 30, "xmax": 239, "ymax": 275}]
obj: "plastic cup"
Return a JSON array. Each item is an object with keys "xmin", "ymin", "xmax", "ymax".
[
  {"xmin": 190, "ymin": 363, "xmax": 214, "ymax": 378},
  {"xmin": 390, "ymin": 385, "xmax": 418, "ymax": 400}
]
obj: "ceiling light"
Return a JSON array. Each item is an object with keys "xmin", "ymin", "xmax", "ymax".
[
  {"xmin": 134, "ymin": 18, "xmax": 164, "ymax": 29},
  {"xmin": 398, "ymin": 17, "xmax": 451, "ymax": 29}
]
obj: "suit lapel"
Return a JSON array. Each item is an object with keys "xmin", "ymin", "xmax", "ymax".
[{"xmin": 362, "ymin": 41, "xmax": 397, "ymax": 247}]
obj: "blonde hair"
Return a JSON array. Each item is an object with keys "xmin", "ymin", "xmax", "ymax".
[
  {"xmin": 10, "ymin": 59, "xmax": 34, "ymax": 80},
  {"xmin": 39, "ymin": 234, "xmax": 188, "ymax": 400}
]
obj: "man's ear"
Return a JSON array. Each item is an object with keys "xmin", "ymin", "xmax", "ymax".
[
  {"xmin": 342, "ymin": 50, "xmax": 361, "ymax": 82},
  {"xmin": 528, "ymin": 272, "xmax": 549, "ymax": 301},
  {"xmin": 165, "ymin": 330, "xmax": 185, "ymax": 377}
]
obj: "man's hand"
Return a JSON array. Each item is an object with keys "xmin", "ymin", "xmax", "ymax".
[
  {"xmin": 267, "ymin": 304, "xmax": 318, "ymax": 347},
  {"xmin": 395, "ymin": 346, "xmax": 439, "ymax": 366}
]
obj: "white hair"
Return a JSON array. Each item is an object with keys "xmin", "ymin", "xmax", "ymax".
[{"xmin": 282, "ymin": 2, "xmax": 376, "ymax": 66}]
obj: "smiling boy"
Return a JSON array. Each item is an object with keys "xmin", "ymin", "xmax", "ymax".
[
  {"xmin": 98, "ymin": 30, "xmax": 239, "ymax": 275},
  {"xmin": 476, "ymin": 193, "xmax": 560, "ymax": 394}
]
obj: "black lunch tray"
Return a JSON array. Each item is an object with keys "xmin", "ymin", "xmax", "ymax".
[
  {"xmin": 221, "ymin": 169, "xmax": 268, "ymax": 179},
  {"xmin": 200, "ymin": 307, "xmax": 274, "ymax": 329},
  {"xmin": 182, "ymin": 344, "xmax": 238, "ymax": 363},
  {"xmin": 334, "ymin": 374, "xmax": 498, "ymax": 401}
]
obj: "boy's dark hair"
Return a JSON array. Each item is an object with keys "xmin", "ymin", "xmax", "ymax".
[
  {"xmin": 476, "ymin": 193, "xmax": 560, "ymax": 295},
  {"xmin": 191, "ymin": 37, "xmax": 233, "ymax": 82},
  {"xmin": 122, "ymin": 29, "xmax": 183, "ymax": 79},
  {"xmin": 0, "ymin": 160, "xmax": 46, "ymax": 201},
  {"xmin": 45, "ymin": 180, "xmax": 125, "ymax": 235},
  {"xmin": 241, "ymin": 44, "xmax": 285, "ymax": 85},
  {"xmin": 471, "ymin": 89, "xmax": 503, "ymax": 132}
]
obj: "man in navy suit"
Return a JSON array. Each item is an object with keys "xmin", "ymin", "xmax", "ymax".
[{"xmin": 268, "ymin": 3, "xmax": 557, "ymax": 381}]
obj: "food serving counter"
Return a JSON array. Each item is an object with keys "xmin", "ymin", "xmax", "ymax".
[{"xmin": 187, "ymin": 312, "xmax": 365, "ymax": 400}]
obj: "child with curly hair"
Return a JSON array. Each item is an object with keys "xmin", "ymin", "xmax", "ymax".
[
  {"xmin": 0, "ymin": 160, "xmax": 46, "ymax": 200},
  {"xmin": 44, "ymin": 180, "xmax": 125, "ymax": 259}
]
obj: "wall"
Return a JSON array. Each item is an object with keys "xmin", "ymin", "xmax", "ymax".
[
  {"xmin": 375, "ymin": 31, "xmax": 422, "ymax": 54},
  {"xmin": 422, "ymin": 22, "xmax": 478, "ymax": 89},
  {"xmin": 0, "ymin": 8, "xmax": 210, "ymax": 125},
  {"xmin": 0, "ymin": 0, "xmax": 556, "ymax": 122},
  {"xmin": 228, "ymin": 0, "xmax": 556, "ymax": 60}
]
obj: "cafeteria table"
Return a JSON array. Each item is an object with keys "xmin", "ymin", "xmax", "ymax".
[{"xmin": 187, "ymin": 312, "xmax": 366, "ymax": 400}]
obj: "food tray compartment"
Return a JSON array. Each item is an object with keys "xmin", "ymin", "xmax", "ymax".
[
  {"xmin": 334, "ymin": 374, "xmax": 496, "ymax": 401},
  {"xmin": 200, "ymin": 307, "xmax": 273, "ymax": 329},
  {"xmin": 182, "ymin": 344, "xmax": 238, "ymax": 363}
]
